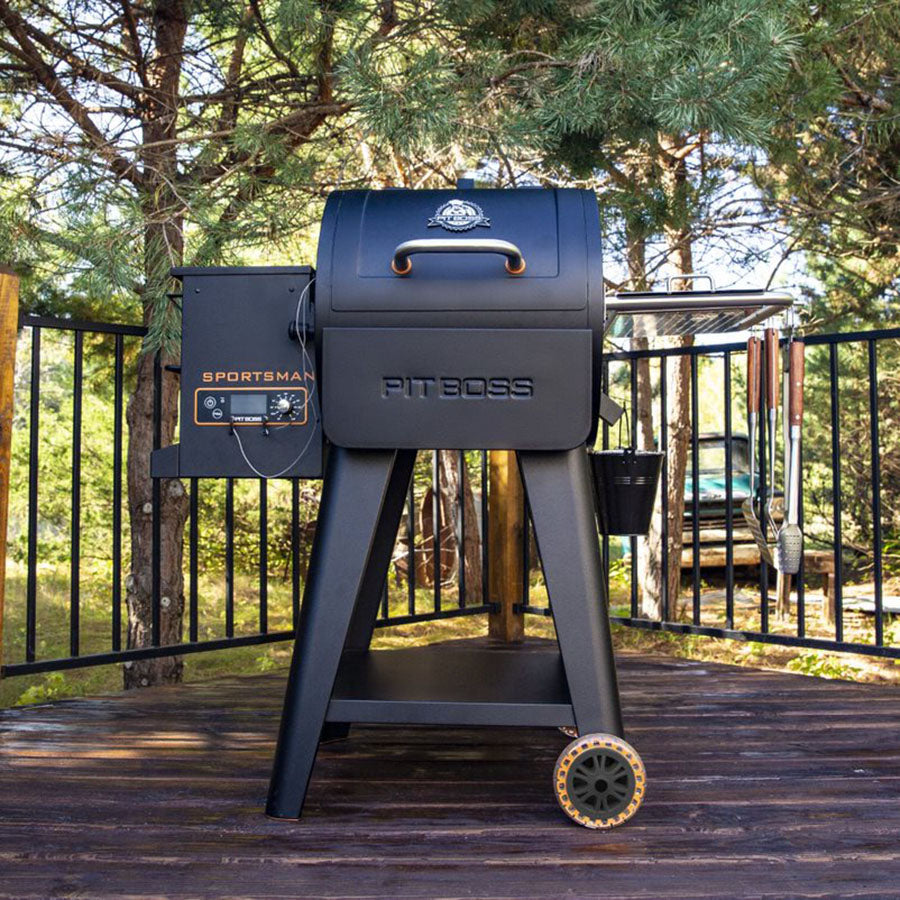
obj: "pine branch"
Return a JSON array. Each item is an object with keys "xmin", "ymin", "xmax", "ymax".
[
  {"xmin": 214, "ymin": 4, "xmax": 255, "ymax": 135},
  {"xmin": 0, "ymin": 0, "xmax": 140, "ymax": 186},
  {"xmin": 27, "ymin": 0, "xmax": 142, "ymax": 65},
  {"xmin": 1, "ymin": 0, "xmax": 141, "ymax": 100},
  {"xmin": 375, "ymin": 1, "xmax": 398, "ymax": 38},
  {"xmin": 248, "ymin": 0, "xmax": 303, "ymax": 81},
  {"xmin": 185, "ymin": 101, "xmax": 349, "ymax": 186},
  {"xmin": 490, "ymin": 58, "xmax": 571, "ymax": 88},
  {"xmin": 119, "ymin": 0, "xmax": 149, "ymax": 88},
  {"xmin": 180, "ymin": 73, "xmax": 315, "ymax": 107},
  {"xmin": 823, "ymin": 46, "xmax": 892, "ymax": 113}
]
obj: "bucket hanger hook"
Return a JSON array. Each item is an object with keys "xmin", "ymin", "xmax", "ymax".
[{"xmin": 618, "ymin": 406, "xmax": 633, "ymax": 452}]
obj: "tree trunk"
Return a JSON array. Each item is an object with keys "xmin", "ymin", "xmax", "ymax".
[
  {"xmin": 663, "ymin": 336, "xmax": 693, "ymax": 615},
  {"xmin": 124, "ymin": 351, "xmax": 189, "ymax": 687},
  {"xmin": 626, "ymin": 223, "xmax": 666, "ymax": 618},
  {"xmin": 437, "ymin": 451, "xmax": 483, "ymax": 604},
  {"xmin": 658, "ymin": 134, "xmax": 696, "ymax": 618},
  {"xmin": 124, "ymin": 0, "xmax": 190, "ymax": 688},
  {"xmin": 636, "ymin": 357, "xmax": 665, "ymax": 619},
  {"xmin": 419, "ymin": 486, "xmax": 456, "ymax": 588}
]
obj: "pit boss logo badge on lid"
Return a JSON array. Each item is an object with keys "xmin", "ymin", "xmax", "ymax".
[{"xmin": 427, "ymin": 198, "xmax": 491, "ymax": 232}]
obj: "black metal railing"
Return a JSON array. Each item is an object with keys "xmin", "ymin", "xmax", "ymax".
[
  {"xmin": 2, "ymin": 314, "xmax": 491, "ymax": 677},
  {"xmin": 3, "ymin": 314, "xmax": 898, "ymax": 678},
  {"xmin": 521, "ymin": 326, "xmax": 900, "ymax": 661}
]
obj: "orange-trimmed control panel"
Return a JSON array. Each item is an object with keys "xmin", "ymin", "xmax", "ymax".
[{"xmin": 194, "ymin": 387, "xmax": 308, "ymax": 426}]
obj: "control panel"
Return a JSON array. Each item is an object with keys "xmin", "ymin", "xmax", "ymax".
[
  {"xmin": 194, "ymin": 388, "xmax": 308, "ymax": 426},
  {"xmin": 150, "ymin": 266, "xmax": 323, "ymax": 479}
]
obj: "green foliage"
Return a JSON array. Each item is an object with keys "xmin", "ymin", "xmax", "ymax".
[
  {"xmin": 3, "ymin": 0, "xmax": 900, "ymax": 684},
  {"xmin": 759, "ymin": 1, "xmax": 900, "ymax": 325},
  {"xmin": 437, "ymin": 0, "xmax": 803, "ymax": 291},
  {"xmin": 885, "ymin": 617, "xmax": 900, "ymax": 649},
  {"xmin": 4, "ymin": 326, "xmax": 318, "ymax": 578},
  {"xmin": 7, "ymin": 329, "xmax": 137, "ymax": 578},
  {"xmin": 2, "ymin": 330, "xmax": 487, "ymax": 583},
  {"xmin": 0, "ymin": 0, "xmax": 464, "ymax": 342},
  {"xmin": 0, "ymin": 565, "xmax": 302, "ymax": 706},
  {"xmin": 14, "ymin": 672, "xmax": 72, "ymax": 706},
  {"xmin": 532, "ymin": 0, "xmax": 798, "ymax": 148},
  {"xmin": 801, "ymin": 339, "xmax": 900, "ymax": 571},
  {"xmin": 787, "ymin": 651, "xmax": 861, "ymax": 681},
  {"xmin": 341, "ymin": 47, "xmax": 461, "ymax": 154},
  {"xmin": 608, "ymin": 556, "xmax": 630, "ymax": 587}
]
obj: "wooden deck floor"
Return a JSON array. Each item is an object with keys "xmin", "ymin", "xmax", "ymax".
[{"xmin": 2, "ymin": 639, "xmax": 900, "ymax": 899}]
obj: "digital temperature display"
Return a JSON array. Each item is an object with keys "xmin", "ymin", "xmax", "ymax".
[
  {"xmin": 230, "ymin": 393, "xmax": 267, "ymax": 415},
  {"xmin": 194, "ymin": 388, "xmax": 306, "ymax": 427}
]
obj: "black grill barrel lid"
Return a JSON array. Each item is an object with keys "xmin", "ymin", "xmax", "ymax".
[
  {"xmin": 314, "ymin": 188, "xmax": 604, "ymax": 326},
  {"xmin": 314, "ymin": 187, "xmax": 607, "ymax": 451}
]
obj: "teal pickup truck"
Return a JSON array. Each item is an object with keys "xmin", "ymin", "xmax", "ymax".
[{"xmin": 683, "ymin": 433, "xmax": 752, "ymax": 528}]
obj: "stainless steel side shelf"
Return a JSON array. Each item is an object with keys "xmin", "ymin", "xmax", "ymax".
[{"xmin": 605, "ymin": 289, "xmax": 793, "ymax": 338}]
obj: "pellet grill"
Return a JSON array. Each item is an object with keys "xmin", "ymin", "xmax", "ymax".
[{"xmin": 154, "ymin": 185, "xmax": 791, "ymax": 828}]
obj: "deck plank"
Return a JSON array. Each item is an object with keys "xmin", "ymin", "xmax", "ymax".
[{"xmin": 2, "ymin": 639, "xmax": 900, "ymax": 899}]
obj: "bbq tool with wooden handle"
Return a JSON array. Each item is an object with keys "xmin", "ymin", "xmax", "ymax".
[
  {"xmin": 764, "ymin": 328, "xmax": 780, "ymax": 536},
  {"xmin": 741, "ymin": 336, "xmax": 773, "ymax": 565},
  {"xmin": 776, "ymin": 340, "xmax": 805, "ymax": 574}
]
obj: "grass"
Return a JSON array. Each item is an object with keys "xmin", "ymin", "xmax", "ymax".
[{"xmin": 2, "ymin": 563, "xmax": 899, "ymax": 708}]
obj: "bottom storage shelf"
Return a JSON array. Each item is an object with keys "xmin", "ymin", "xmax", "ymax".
[{"xmin": 327, "ymin": 643, "xmax": 575, "ymax": 727}]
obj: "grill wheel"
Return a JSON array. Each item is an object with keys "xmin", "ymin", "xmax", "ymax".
[{"xmin": 554, "ymin": 734, "xmax": 646, "ymax": 829}]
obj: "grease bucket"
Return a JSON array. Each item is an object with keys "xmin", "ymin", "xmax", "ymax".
[{"xmin": 589, "ymin": 448, "xmax": 663, "ymax": 536}]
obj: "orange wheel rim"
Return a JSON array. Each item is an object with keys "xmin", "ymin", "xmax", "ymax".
[{"xmin": 553, "ymin": 733, "xmax": 645, "ymax": 829}]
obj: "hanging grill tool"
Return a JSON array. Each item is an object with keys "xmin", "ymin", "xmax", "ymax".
[
  {"xmin": 782, "ymin": 326, "xmax": 792, "ymax": 540},
  {"xmin": 764, "ymin": 327, "xmax": 781, "ymax": 538},
  {"xmin": 775, "ymin": 340, "xmax": 805, "ymax": 574},
  {"xmin": 742, "ymin": 336, "xmax": 774, "ymax": 565},
  {"xmin": 155, "ymin": 185, "xmax": 793, "ymax": 830}
]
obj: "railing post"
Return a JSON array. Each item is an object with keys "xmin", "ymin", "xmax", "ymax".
[
  {"xmin": 487, "ymin": 450, "xmax": 525, "ymax": 643},
  {"xmin": 0, "ymin": 267, "xmax": 20, "ymax": 672}
]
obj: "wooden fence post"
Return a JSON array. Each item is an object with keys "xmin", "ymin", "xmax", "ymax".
[
  {"xmin": 487, "ymin": 450, "xmax": 525, "ymax": 643},
  {"xmin": 0, "ymin": 267, "xmax": 20, "ymax": 670}
]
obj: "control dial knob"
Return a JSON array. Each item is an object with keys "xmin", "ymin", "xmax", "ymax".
[{"xmin": 271, "ymin": 392, "xmax": 301, "ymax": 419}]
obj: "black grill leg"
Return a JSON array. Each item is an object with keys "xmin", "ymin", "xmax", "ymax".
[
  {"xmin": 346, "ymin": 449, "xmax": 417, "ymax": 649},
  {"xmin": 320, "ymin": 449, "xmax": 416, "ymax": 743},
  {"xmin": 266, "ymin": 447, "xmax": 403, "ymax": 819},
  {"xmin": 517, "ymin": 447, "xmax": 624, "ymax": 738}
]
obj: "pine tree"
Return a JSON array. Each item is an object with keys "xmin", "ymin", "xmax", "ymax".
[
  {"xmin": 1, "ymin": 0, "xmax": 806, "ymax": 661},
  {"xmin": 409, "ymin": 0, "xmax": 801, "ymax": 615},
  {"xmin": 759, "ymin": 0, "xmax": 900, "ymax": 329},
  {"xmin": 0, "ymin": 0, "xmax": 452, "ymax": 686}
]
